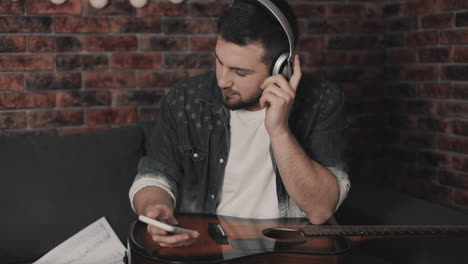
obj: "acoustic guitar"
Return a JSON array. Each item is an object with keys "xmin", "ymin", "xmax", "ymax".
[{"xmin": 125, "ymin": 213, "xmax": 468, "ymax": 264}]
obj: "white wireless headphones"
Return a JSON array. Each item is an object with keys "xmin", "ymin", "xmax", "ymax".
[{"xmin": 232, "ymin": 0, "xmax": 295, "ymax": 79}]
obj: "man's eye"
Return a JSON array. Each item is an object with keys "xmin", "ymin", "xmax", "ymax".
[{"xmin": 236, "ymin": 71, "xmax": 247, "ymax": 77}]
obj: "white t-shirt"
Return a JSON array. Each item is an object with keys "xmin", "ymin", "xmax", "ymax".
[{"xmin": 216, "ymin": 109, "xmax": 280, "ymax": 218}]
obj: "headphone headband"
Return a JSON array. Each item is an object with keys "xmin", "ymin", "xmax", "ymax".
[{"xmin": 232, "ymin": 0, "xmax": 295, "ymax": 62}]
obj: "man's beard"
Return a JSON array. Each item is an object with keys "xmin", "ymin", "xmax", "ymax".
[{"xmin": 221, "ymin": 88, "xmax": 263, "ymax": 110}]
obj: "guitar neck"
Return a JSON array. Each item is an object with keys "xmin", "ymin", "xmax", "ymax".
[{"xmin": 301, "ymin": 225, "xmax": 468, "ymax": 237}]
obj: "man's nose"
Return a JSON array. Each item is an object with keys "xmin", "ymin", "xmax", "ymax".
[{"xmin": 218, "ymin": 66, "xmax": 233, "ymax": 88}]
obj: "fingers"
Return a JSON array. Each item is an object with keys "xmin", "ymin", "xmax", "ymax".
[
  {"xmin": 289, "ymin": 54, "xmax": 302, "ymax": 91},
  {"xmin": 143, "ymin": 203, "xmax": 199, "ymax": 247},
  {"xmin": 151, "ymin": 231, "xmax": 200, "ymax": 248}
]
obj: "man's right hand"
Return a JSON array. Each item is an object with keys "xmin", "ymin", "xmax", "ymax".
[
  {"xmin": 143, "ymin": 203, "xmax": 200, "ymax": 247},
  {"xmin": 134, "ymin": 186, "xmax": 200, "ymax": 247}
]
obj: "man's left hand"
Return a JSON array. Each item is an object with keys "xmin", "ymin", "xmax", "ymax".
[{"xmin": 260, "ymin": 54, "xmax": 302, "ymax": 138}]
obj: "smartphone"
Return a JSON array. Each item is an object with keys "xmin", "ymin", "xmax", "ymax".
[{"xmin": 138, "ymin": 215, "xmax": 196, "ymax": 234}]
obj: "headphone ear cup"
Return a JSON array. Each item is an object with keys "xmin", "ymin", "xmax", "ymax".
[{"xmin": 272, "ymin": 52, "xmax": 292, "ymax": 79}]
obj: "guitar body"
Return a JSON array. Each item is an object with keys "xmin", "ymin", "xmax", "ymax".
[{"xmin": 127, "ymin": 213, "xmax": 350, "ymax": 264}]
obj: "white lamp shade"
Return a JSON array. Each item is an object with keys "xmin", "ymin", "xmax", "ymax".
[
  {"xmin": 90, "ymin": 0, "xmax": 108, "ymax": 9},
  {"xmin": 129, "ymin": 0, "xmax": 148, "ymax": 8},
  {"xmin": 50, "ymin": 0, "xmax": 67, "ymax": 5}
]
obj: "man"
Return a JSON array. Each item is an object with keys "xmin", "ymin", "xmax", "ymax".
[{"xmin": 129, "ymin": 0, "xmax": 350, "ymax": 247}]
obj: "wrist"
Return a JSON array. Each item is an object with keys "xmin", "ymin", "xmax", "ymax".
[{"xmin": 268, "ymin": 126, "xmax": 292, "ymax": 140}]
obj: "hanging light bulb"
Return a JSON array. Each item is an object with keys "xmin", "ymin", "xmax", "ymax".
[
  {"xmin": 90, "ymin": 0, "xmax": 108, "ymax": 9},
  {"xmin": 50, "ymin": 0, "xmax": 67, "ymax": 5},
  {"xmin": 129, "ymin": 0, "xmax": 148, "ymax": 8}
]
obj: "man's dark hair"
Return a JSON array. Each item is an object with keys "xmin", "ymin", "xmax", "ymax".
[{"xmin": 217, "ymin": 0, "xmax": 299, "ymax": 71}]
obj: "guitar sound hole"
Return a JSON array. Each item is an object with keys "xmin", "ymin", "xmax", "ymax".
[{"xmin": 262, "ymin": 227, "xmax": 305, "ymax": 241}]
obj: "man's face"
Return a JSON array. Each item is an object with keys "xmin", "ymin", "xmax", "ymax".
[{"xmin": 214, "ymin": 37, "xmax": 270, "ymax": 111}]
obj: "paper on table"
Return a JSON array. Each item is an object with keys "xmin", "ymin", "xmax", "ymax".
[{"xmin": 33, "ymin": 217, "xmax": 126, "ymax": 264}]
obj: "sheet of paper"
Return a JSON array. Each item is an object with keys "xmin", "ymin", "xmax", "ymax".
[{"xmin": 33, "ymin": 217, "xmax": 126, "ymax": 264}]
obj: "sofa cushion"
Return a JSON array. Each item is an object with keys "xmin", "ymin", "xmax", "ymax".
[{"xmin": 0, "ymin": 125, "xmax": 145, "ymax": 264}]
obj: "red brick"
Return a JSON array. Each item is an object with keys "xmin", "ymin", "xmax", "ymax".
[
  {"xmin": 28, "ymin": 110, "xmax": 83, "ymax": 128},
  {"xmin": 400, "ymin": 66, "xmax": 438, "ymax": 81},
  {"xmin": 54, "ymin": 17, "xmax": 109, "ymax": 33},
  {"xmin": 403, "ymin": 0, "xmax": 439, "ymax": 15},
  {"xmin": 191, "ymin": 37, "xmax": 217, "ymax": 52},
  {"xmin": 447, "ymin": 102, "xmax": 468, "ymax": 118},
  {"xmin": 348, "ymin": 19, "xmax": 385, "ymax": 34},
  {"xmin": 56, "ymin": 54, "xmax": 108, "ymax": 71},
  {"xmin": 140, "ymin": 36, "xmax": 188, "ymax": 52},
  {"xmin": 441, "ymin": 0, "xmax": 468, "ymax": 11},
  {"xmin": 0, "ymin": 55, "xmax": 53, "ymax": 71},
  {"xmin": 0, "ymin": 17, "xmax": 52, "ymax": 33},
  {"xmin": 292, "ymin": 4, "xmax": 326, "ymax": 18},
  {"xmin": 0, "ymin": 36, "xmax": 26, "ymax": 52},
  {"xmin": 387, "ymin": 17, "xmax": 418, "ymax": 32},
  {"xmin": 419, "ymin": 47, "xmax": 451, "ymax": 62},
  {"xmin": 163, "ymin": 19, "xmax": 216, "ymax": 34},
  {"xmin": 452, "ymin": 189, "xmax": 468, "ymax": 208},
  {"xmin": 453, "ymin": 120, "xmax": 468, "ymax": 136},
  {"xmin": 440, "ymin": 29, "xmax": 468, "ymax": 44},
  {"xmin": 29, "ymin": 36, "xmax": 84, "ymax": 52},
  {"xmin": 0, "ymin": 92, "xmax": 54, "ymax": 109},
  {"xmin": 421, "ymin": 13, "xmax": 454, "ymax": 28},
  {"xmin": 27, "ymin": 0, "xmax": 81, "ymax": 14},
  {"xmin": 0, "ymin": 0, "xmax": 24, "ymax": 13},
  {"xmin": 86, "ymin": 108, "xmax": 137, "ymax": 125},
  {"xmin": 438, "ymin": 135, "xmax": 468, "ymax": 154},
  {"xmin": 319, "ymin": 52, "xmax": 345, "ymax": 66},
  {"xmin": 406, "ymin": 31, "xmax": 439, "ymax": 46},
  {"xmin": 307, "ymin": 19, "xmax": 349, "ymax": 34},
  {"xmin": 58, "ymin": 127, "xmax": 111, "ymax": 136},
  {"xmin": 188, "ymin": 2, "xmax": 230, "ymax": 17},
  {"xmin": 112, "ymin": 54, "xmax": 162, "ymax": 70},
  {"xmin": 86, "ymin": 36, "xmax": 137, "ymax": 51},
  {"xmin": 84, "ymin": 72, "xmax": 136, "ymax": 89},
  {"xmin": 406, "ymin": 100, "xmax": 438, "ymax": 114},
  {"xmin": 328, "ymin": 4, "xmax": 366, "ymax": 18},
  {"xmin": 347, "ymin": 51, "xmax": 385, "ymax": 65},
  {"xmin": 139, "ymin": 2, "xmax": 187, "ymax": 16},
  {"xmin": 453, "ymin": 83, "xmax": 468, "ymax": 99},
  {"xmin": 112, "ymin": 90, "xmax": 166, "ymax": 106},
  {"xmin": 298, "ymin": 36, "xmax": 326, "ymax": 51},
  {"xmin": 0, "ymin": 74, "xmax": 23, "ymax": 91},
  {"xmin": 57, "ymin": 91, "xmax": 111, "ymax": 107},
  {"xmin": 328, "ymin": 35, "xmax": 383, "ymax": 50},
  {"xmin": 0, "ymin": 112, "xmax": 27, "ymax": 129},
  {"xmin": 440, "ymin": 170, "xmax": 468, "ymax": 189},
  {"xmin": 139, "ymin": 71, "xmax": 189, "ymax": 88},
  {"xmin": 111, "ymin": 18, "xmax": 161, "ymax": 33},
  {"xmin": 164, "ymin": 54, "xmax": 213, "ymax": 69},
  {"xmin": 386, "ymin": 48, "xmax": 417, "ymax": 64},
  {"xmin": 453, "ymin": 47, "xmax": 468, "ymax": 62},
  {"xmin": 417, "ymin": 83, "xmax": 452, "ymax": 98},
  {"xmin": 442, "ymin": 65, "xmax": 468, "ymax": 80},
  {"xmin": 25, "ymin": 72, "xmax": 81, "ymax": 90}
]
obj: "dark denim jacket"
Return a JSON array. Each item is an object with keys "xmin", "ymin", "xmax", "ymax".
[{"xmin": 137, "ymin": 71, "xmax": 347, "ymax": 217}]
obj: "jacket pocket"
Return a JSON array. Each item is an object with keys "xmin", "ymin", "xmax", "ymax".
[{"xmin": 179, "ymin": 144, "xmax": 207, "ymax": 162}]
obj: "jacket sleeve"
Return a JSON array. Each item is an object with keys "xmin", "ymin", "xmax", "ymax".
[
  {"xmin": 305, "ymin": 81, "xmax": 348, "ymax": 172},
  {"xmin": 130, "ymin": 86, "xmax": 183, "ymax": 204}
]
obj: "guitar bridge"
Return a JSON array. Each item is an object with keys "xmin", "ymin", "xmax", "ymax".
[{"xmin": 208, "ymin": 223, "xmax": 229, "ymax": 244}]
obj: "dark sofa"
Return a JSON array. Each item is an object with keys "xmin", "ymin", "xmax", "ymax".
[{"xmin": 1, "ymin": 122, "xmax": 467, "ymax": 264}]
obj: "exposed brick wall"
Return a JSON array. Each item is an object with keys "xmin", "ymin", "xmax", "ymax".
[
  {"xmin": 378, "ymin": 0, "xmax": 468, "ymax": 211},
  {"xmin": 0, "ymin": 0, "xmax": 466, "ymax": 210}
]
